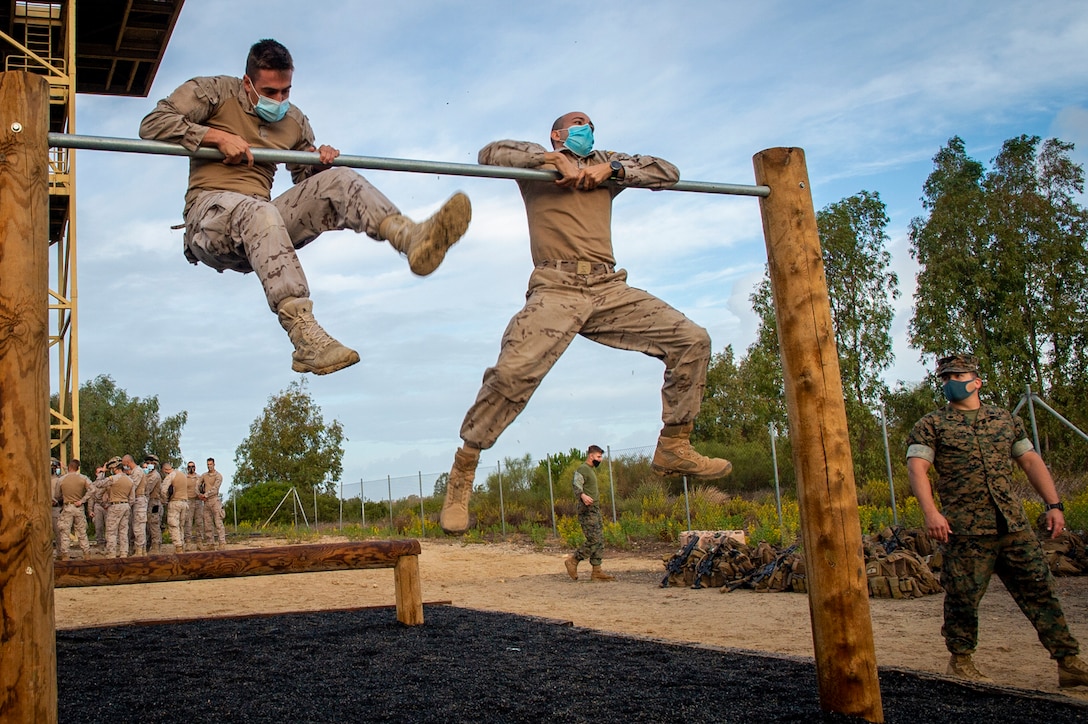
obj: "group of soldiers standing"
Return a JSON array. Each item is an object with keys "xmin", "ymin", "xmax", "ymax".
[{"xmin": 51, "ymin": 454, "xmax": 228, "ymax": 559}]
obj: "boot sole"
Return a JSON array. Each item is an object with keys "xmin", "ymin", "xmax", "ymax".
[
  {"xmin": 408, "ymin": 192, "xmax": 472, "ymax": 276},
  {"xmin": 292, "ymin": 350, "xmax": 361, "ymax": 376},
  {"xmin": 651, "ymin": 462, "xmax": 733, "ymax": 479}
]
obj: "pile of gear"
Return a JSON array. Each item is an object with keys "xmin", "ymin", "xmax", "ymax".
[{"xmin": 661, "ymin": 524, "xmax": 1088, "ymax": 597}]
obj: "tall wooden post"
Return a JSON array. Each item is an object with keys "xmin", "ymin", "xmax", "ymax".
[
  {"xmin": 753, "ymin": 147, "xmax": 883, "ymax": 723},
  {"xmin": 0, "ymin": 72, "xmax": 57, "ymax": 723}
]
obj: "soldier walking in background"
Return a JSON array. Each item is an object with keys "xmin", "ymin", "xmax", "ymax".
[
  {"xmin": 564, "ymin": 445, "xmax": 614, "ymax": 582},
  {"xmin": 201, "ymin": 457, "xmax": 227, "ymax": 550},
  {"xmin": 143, "ymin": 455, "xmax": 164, "ymax": 553},
  {"xmin": 907, "ymin": 353, "xmax": 1088, "ymax": 688},
  {"xmin": 56, "ymin": 459, "xmax": 93, "ymax": 560},
  {"xmin": 103, "ymin": 457, "xmax": 135, "ymax": 558}
]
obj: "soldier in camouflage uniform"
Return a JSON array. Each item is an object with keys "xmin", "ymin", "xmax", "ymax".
[
  {"xmin": 139, "ymin": 38, "xmax": 471, "ymax": 376},
  {"xmin": 123, "ymin": 454, "xmax": 148, "ymax": 556},
  {"xmin": 439, "ymin": 111, "xmax": 731, "ymax": 534},
  {"xmin": 906, "ymin": 353, "xmax": 1088, "ymax": 688},
  {"xmin": 564, "ymin": 445, "xmax": 614, "ymax": 581},
  {"xmin": 143, "ymin": 454, "xmax": 164, "ymax": 553}
]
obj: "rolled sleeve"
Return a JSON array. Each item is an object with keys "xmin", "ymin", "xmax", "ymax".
[
  {"xmin": 906, "ymin": 443, "xmax": 935, "ymax": 463},
  {"xmin": 1010, "ymin": 438, "xmax": 1034, "ymax": 458},
  {"xmin": 478, "ymin": 139, "xmax": 549, "ymax": 168}
]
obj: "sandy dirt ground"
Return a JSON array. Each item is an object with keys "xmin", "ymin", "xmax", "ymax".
[{"xmin": 55, "ymin": 538, "xmax": 1088, "ymax": 699}]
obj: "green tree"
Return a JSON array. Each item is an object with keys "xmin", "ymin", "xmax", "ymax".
[
  {"xmin": 67, "ymin": 374, "xmax": 187, "ymax": 469},
  {"xmin": 909, "ymin": 135, "xmax": 1088, "ymax": 407},
  {"xmin": 232, "ymin": 378, "xmax": 345, "ymax": 495}
]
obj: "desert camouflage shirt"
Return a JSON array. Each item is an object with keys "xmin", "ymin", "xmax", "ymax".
[{"xmin": 906, "ymin": 404, "xmax": 1035, "ymax": 535}]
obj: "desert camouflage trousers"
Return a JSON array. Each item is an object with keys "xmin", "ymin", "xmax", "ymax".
[
  {"xmin": 942, "ymin": 529, "xmax": 1080, "ymax": 658},
  {"xmin": 203, "ymin": 495, "xmax": 227, "ymax": 545},
  {"xmin": 184, "ymin": 167, "xmax": 399, "ymax": 312},
  {"xmin": 92, "ymin": 503, "xmax": 106, "ymax": 546},
  {"xmin": 57, "ymin": 504, "xmax": 90, "ymax": 557},
  {"xmin": 147, "ymin": 501, "xmax": 163, "ymax": 548},
  {"xmin": 459, "ymin": 267, "xmax": 711, "ymax": 449},
  {"xmin": 167, "ymin": 500, "xmax": 188, "ymax": 547},
  {"xmin": 105, "ymin": 503, "xmax": 131, "ymax": 558},
  {"xmin": 574, "ymin": 502, "xmax": 605, "ymax": 567},
  {"xmin": 186, "ymin": 499, "xmax": 205, "ymax": 544},
  {"xmin": 131, "ymin": 497, "xmax": 148, "ymax": 549}
]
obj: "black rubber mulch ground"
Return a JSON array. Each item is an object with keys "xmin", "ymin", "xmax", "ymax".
[{"xmin": 57, "ymin": 605, "xmax": 1088, "ymax": 723}]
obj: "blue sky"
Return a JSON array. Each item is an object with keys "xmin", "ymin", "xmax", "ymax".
[{"xmin": 66, "ymin": 0, "xmax": 1088, "ymax": 499}]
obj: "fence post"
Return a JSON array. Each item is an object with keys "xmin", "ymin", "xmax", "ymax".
[
  {"xmin": 360, "ymin": 478, "xmax": 366, "ymax": 528},
  {"xmin": 606, "ymin": 445, "xmax": 617, "ymax": 523},
  {"xmin": 547, "ymin": 454, "xmax": 557, "ymax": 538},
  {"xmin": 770, "ymin": 423, "xmax": 784, "ymax": 533},
  {"xmin": 682, "ymin": 476, "xmax": 692, "ymax": 531},
  {"xmin": 418, "ymin": 471, "xmax": 425, "ymax": 537},
  {"xmin": 387, "ymin": 475, "xmax": 393, "ymax": 535},
  {"xmin": 754, "ymin": 146, "xmax": 882, "ymax": 721},
  {"xmin": 880, "ymin": 407, "xmax": 899, "ymax": 527}
]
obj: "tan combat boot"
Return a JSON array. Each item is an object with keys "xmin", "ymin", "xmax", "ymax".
[
  {"xmin": 651, "ymin": 423, "xmax": 733, "ymax": 479},
  {"xmin": 946, "ymin": 654, "xmax": 993, "ymax": 683},
  {"xmin": 440, "ymin": 446, "xmax": 480, "ymax": 534},
  {"xmin": 1058, "ymin": 655, "xmax": 1088, "ymax": 688},
  {"xmin": 217, "ymin": 542, "xmax": 226, "ymax": 551},
  {"xmin": 277, "ymin": 297, "xmax": 360, "ymax": 375},
  {"xmin": 591, "ymin": 565, "xmax": 616, "ymax": 582},
  {"xmin": 564, "ymin": 555, "xmax": 580, "ymax": 580},
  {"xmin": 174, "ymin": 545, "xmax": 184, "ymax": 555},
  {"xmin": 378, "ymin": 192, "xmax": 471, "ymax": 276},
  {"xmin": 135, "ymin": 545, "xmax": 146, "ymax": 557}
]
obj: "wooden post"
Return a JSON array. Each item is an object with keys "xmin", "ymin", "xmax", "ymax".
[
  {"xmin": 394, "ymin": 554, "xmax": 424, "ymax": 625},
  {"xmin": 0, "ymin": 72, "xmax": 56, "ymax": 723},
  {"xmin": 753, "ymin": 147, "xmax": 883, "ymax": 723}
]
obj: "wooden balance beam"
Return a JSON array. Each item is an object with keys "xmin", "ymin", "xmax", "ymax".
[{"xmin": 54, "ymin": 540, "xmax": 424, "ymax": 626}]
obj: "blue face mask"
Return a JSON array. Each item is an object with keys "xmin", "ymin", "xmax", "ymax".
[
  {"xmin": 563, "ymin": 124, "xmax": 594, "ymax": 156},
  {"xmin": 249, "ymin": 81, "xmax": 290, "ymax": 123},
  {"xmin": 942, "ymin": 379, "xmax": 975, "ymax": 402}
]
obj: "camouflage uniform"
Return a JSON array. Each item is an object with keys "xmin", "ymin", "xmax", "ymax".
[
  {"xmin": 907, "ymin": 404, "xmax": 1080, "ymax": 659},
  {"xmin": 104, "ymin": 472, "xmax": 135, "ymax": 558},
  {"xmin": 128, "ymin": 466, "xmax": 148, "ymax": 553},
  {"xmin": 201, "ymin": 468, "xmax": 227, "ymax": 547},
  {"xmin": 571, "ymin": 462, "xmax": 605, "ymax": 566},
  {"xmin": 145, "ymin": 468, "xmax": 164, "ymax": 550},
  {"xmin": 163, "ymin": 470, "xmax": 189, "ymax": 549},
  {"xmin": 185, "ymin": 469, "xmax": 205, "ymax": 547},
  {"xmin": 458, "ymin": 140, "xmax": 709, "ymax": 450},
  {"xmin": 139, "ymin": 75, "xmax": 400, "ymax": 312},
  {"xmin": 56, "ymin": 471, "xmax": 92, "ymax": 559}
]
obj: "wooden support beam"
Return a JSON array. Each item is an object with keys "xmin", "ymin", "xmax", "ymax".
[
  {"xmin": 753, "ymin": 147, "xmax": 883, "ymax": 723},
  {"xmin": 55, "ymin": 541, "xmax": 425, "ymax": 625},
  {"xmin": 0, "ymin": 71, "xmax": 56, "ymax": 724}
]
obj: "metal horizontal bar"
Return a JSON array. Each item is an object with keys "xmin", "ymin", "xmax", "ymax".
[{"xmin": 47, "ymin": 132, "xmax": 769, "ymax": 198}]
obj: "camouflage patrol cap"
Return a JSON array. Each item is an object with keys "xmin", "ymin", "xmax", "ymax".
[
  {"xmin": 51, "ymin": 457, "xmax": 60, "ymax": 466},
  {"xmin": 143, "ymin": 454, "xmax": 160, "ymax": 464},
  {"xmin": 936, "ymin": 353, "xmax": 979, "ymax": 377},
  {"xmin": 105, "ymin": 456, "xmax": 123, "ymax": 470}
]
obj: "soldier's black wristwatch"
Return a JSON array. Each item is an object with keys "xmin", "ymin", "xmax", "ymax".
[
  {"xmin": 609, "ymin": 160, "xmax": 623, "ymax": 179},
  {"xmin": 1046, "ymin": 502, "xmax": 1064, "ymax": 512}
]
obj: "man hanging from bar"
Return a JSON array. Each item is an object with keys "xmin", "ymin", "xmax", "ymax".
[
  {"xmin": 140, "ymin": 39, "xmax": 471, "ymax": 375},
  {"xmin": 439, "ymin": 111, "xmax": 731, "ymax": 534}
]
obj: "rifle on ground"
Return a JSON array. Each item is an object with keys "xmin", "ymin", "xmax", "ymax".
[
  {"xmin": 725, "ymin": 543, "xmax": 799, "ymax": 592},
  {"xmin": 660, "ymin": 535, "xmax": 700, "ymax": 588},
  {"xmin": 691, "ymin": 536, "xmax": 732, "ymax": 589}
]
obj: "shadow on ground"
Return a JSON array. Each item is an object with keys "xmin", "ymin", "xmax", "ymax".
[{"xmin": 57, "ymin": 606, "xmax": 1088, "ymax": 723}]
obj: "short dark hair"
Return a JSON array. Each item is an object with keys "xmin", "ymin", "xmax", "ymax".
[
  {"xmin": 587, "ymin": 445, "xmax": 604, "ymax": 456},
  {"xmin": 69, "ymin": 458, "xmax": 80, "ymax": 470},
  {"xmin": 246, "ymin": 39, "xmax": 293, "ymax": 79},
  {"xmin": 207, "ymin": 457, "xmax": 215, "ymax": 464}
]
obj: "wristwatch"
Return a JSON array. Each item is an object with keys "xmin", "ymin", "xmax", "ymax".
[
  {"xmin": 1045, "ymin": 502, "xmax": 1064, "ymax": 512},
  {"xmin": 609, "ymin": 160, "xmax": 623, "ymax": 179}
]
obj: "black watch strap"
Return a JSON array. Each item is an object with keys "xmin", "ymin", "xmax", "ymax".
[
  {"xmin": 1046, "ymin": 502, "xmax": 1064, "ymax": 512},
  {"xmin": 609, "ymin": 160, "xmax": 623, "ymax": 179}
]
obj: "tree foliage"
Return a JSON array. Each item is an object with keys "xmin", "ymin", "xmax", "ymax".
[
  {"xmin": 909, "ymin": 135, "xmax": 1088, "ymax": 406},
  {"xmin": 232, "ymin": 378, "xmax": 345, "ymax": 494},
  {"xmin": 64, "ymin": 374, "xmax": 187, "ymax": 469}
]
